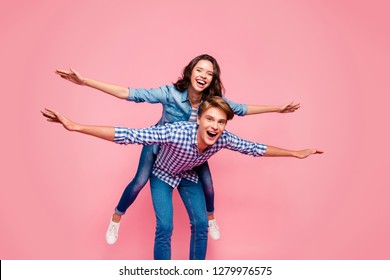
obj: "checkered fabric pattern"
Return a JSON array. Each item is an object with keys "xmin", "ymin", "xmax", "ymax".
[{"xmin": 114, "ymin": 122, "xmax": 267, "ymax": 188}]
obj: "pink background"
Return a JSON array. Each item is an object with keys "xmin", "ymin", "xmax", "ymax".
[{"xmin": 1, "ymin": 0, "xmax": 389, "ymax": 260}]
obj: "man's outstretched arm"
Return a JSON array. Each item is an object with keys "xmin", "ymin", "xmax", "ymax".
[
  {"xmin": 264, "ymin": 145, "xmax": 323, "ymax": 159},
  {"xmin": 224, "ymin": 131, "xmax": 323, "ymax": 159},
  {"xmin": 41, "ymin": 108, "xmax": 115, "ymax": 141}
]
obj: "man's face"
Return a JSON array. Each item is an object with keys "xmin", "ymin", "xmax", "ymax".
[
  {"xmin": 196, "ymin": 106, "xmax": 227, "ymax": 152},
  {"xmin": 189, "ymin": 59, "xmax": 214, "ymax": 93}
]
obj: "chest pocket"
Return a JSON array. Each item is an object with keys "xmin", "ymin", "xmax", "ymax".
[{"xmin": 165, "ymin": 104, "xmax": 187, "ymax": 122}]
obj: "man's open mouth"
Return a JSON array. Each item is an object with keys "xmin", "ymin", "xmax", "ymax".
[{"xmin": 207, "ymin": 131, "xmax": 217, "ymax": 137}]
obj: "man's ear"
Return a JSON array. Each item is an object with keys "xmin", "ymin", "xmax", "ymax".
[{"xmin": 196, "ymin": 116, "xmax": 200, "ymax": 125}]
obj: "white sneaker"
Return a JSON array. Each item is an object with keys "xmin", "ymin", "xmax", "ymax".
[
  {"xmin": 208, "ymin": 219, "xmax": 220, "ymax": 240},
  {"xmin": 106, "ymin": 219, "xmax": 120, "ymax": 245}
]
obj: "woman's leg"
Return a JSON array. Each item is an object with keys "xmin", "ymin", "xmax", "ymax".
[
  {"xmin": 115, "ymin": 145, "xmax": 155, "ymax": 215},
  {"xmin": 178, "ymin": 178, "xmax": 208, "ymax": 260},
  {"xmin": 194, "ymin": 161, "xmax": 214, "ymax": 214},
  {"xmin": 106, "ymin": 145, "xmax": 155, "ymax": 245},
  {"xmin": 150, "ymin": 175, "xmax": 174, "ymax": 260},
  {"xmin": 194, "ymin": 161, "xmax": 220, "ymax": 240}
]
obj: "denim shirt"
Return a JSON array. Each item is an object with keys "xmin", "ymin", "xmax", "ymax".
[{"xmin": 128, "ymin": 85, "xmax": 248, "ymax": 126}]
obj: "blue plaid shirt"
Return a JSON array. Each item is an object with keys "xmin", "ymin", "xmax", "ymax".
[{"xmin": 114, "ymin": 122, "xmax": 267, "ymax": 188}]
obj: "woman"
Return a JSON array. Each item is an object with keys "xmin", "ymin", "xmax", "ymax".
[{"xmin": 56, "ymin": 54, "xmax": 300, "ymax": 244}]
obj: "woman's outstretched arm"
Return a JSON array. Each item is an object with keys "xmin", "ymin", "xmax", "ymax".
[
  {"xmin": 246, "ymin": 101, "xmax": 300, "ymax": 115},
  {"xmin": 55, "ymin": 68, "xmax": 129, "ymax": 99}
]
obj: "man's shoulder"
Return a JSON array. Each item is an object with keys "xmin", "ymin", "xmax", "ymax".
[
  {"xmin": 220, "ymin": 130, "xmax": 232, "ymax": 138},
  {"xmin": 161, "ymin": 122, "xmax": 196, "ymax": 143},
  {"xmin": 215, "ymin": 130, "xmax": 236, "ymax": 144},
  {"xmin": 165, "ymin": 121, "xmax": 195, "ymax": 130}
]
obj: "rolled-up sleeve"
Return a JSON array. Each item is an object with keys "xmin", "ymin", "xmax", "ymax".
[
  {"xmin": 224, "ymin": 132, "xmax": 267, "ymax": 156},
  {"xmin": 223, "ymin": 97, "xmax": 248, "ymax": 116},
  {"xmin": 127, "ymin": 86, "xmax": 170, "ymax": 104}
]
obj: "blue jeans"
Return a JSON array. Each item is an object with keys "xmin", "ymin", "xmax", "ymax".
[
  {"xmin": 115, "ymin": 145, "xmax": 215, "ymax": 215},
  {"xmin": 150, "ymin": 175, "xmax": 208, "ymax": 260}
]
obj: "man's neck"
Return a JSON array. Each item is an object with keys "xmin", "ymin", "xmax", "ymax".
[{"xmin": 196, "ymin": 132, "xmax": 209, "ymax": 154}]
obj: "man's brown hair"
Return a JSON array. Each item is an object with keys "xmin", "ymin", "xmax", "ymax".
[{"xmin": 198, "ymin": 96, "xmax": 234, "ymax": 121}]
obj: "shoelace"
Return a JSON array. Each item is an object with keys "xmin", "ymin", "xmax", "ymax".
[
  {"xmin": 109, "ymin": 225, "xmax": 118, "ymax": 236},
  {"xmin": 209, "ymin": 222, "xmax": 219, "ymax": 230}
]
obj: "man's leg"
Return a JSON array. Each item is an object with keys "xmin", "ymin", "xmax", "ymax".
[
  {"xmin": 178, "ymin": 179, "xmax": 208, "ymax": 260},
  {"xmin": 150, "ymin": 175, "xmax": 174, "ymax": 260}
]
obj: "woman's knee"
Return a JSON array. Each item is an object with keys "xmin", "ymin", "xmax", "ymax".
[
  {"xmin": 202, "ymin": 182, "xmax": 214, "ymax": 196},
  {"xmin": 130, "ymin": 174, "xmax": 149, "ymax": 190}
]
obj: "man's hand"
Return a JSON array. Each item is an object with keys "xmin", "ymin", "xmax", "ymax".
[
  {"xmin": 294, "ymin": 149, "xmax": 323, "ymax": 159},
  {"xmin": 41, "ymin": 108, "xmax": 78, "ymax": 131}
]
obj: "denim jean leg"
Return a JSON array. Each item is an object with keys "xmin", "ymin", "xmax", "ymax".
[
  {"xmin": 150, "ymin": 175, "xmax": 174, "ymax": 260},
  {"xmin": 115, "ymin": 145, "xmax": 155, "ymax": 215},
  {"xmin": 178, "ymin": 178, "xmax": 208, "ymax": 260},
  {"xmin": 194, "ymin": 161, "xmax": 215, "ymax": 214}
]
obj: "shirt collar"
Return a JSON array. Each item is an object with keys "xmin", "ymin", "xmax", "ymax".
[
  {"xmin": 182, "ymin": 89, "xmax": 205, "ymax": 104},
  {"xmin": 181, "ymin": 89, "xmax": 189, "ymax": 103},
  {"xmin": 191, "ymin": 122, "xmax": 213, "ymax": 154},
  {"xmin": 190, "ymin": 123, "xmax": 198, "ymax": 146}
]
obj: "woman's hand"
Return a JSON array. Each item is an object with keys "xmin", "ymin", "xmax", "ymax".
[
  {"xmin": 279, "ymin": 101, "xmax": 301, "ymax": 113},
  {"xmin": 55, "ymin": 68, "xmax": 85, "ymax": 86}
]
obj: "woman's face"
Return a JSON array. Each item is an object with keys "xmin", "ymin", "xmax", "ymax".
[{"xmin": 189, "ymin": 59, "xmax": 214, "ymax": 93}]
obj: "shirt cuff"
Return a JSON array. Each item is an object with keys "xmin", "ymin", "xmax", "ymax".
[
  {"xmin": 114, "ymin": 126, "xmax": 129, "ymax": 144},
  {"xmin": 258, "ymin": 144, "xmax": 267, "ymax": 156},
  {"xmin": 242, "ymin": 104, "xmax": 248, "ymax": 115},
  {"xmin": 126, "ymin": 87, "xmax": 134, "ymax": 101}
]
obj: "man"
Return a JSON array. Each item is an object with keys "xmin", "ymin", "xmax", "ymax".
[{"xmin": 41, "ymin": 96, "xmax": 322, "ymax": 260}]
